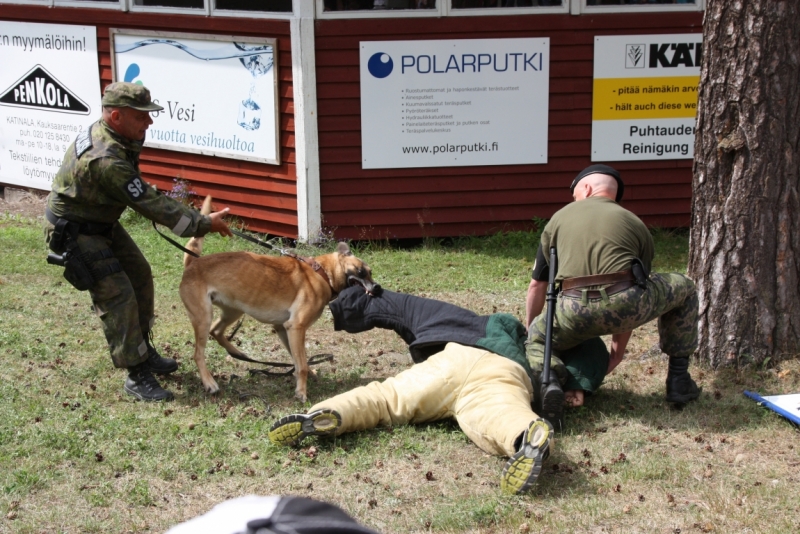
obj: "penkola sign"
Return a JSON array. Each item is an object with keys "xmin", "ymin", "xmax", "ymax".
[{"xmin": 0, "ymin": 21, "xmax": 101, "ymax": 191}]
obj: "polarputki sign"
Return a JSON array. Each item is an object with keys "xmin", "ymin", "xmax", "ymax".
[{"xmin": 359, "ymin": 38, "xmax": 550, "ymax": 169}]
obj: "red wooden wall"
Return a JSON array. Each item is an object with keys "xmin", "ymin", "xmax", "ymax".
[
  {"xmin": 315, "ymin": 11, "xmax": 703, "ymax": 240},
  {"xmin": 0, "ymin": 5, "xmax": 297, "ymax": 236}
]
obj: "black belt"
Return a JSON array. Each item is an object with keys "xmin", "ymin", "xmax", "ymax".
[
  {"xmin": 561, "ymin": 280, "xmax": 636, "ymax": 299},
  {"xmin": 561, "ymin": 269, "xmax": 634, "ymax": 291},
  {"xmin": 46, "ymin": 206, "xmax": 114, "ymax": 236}
]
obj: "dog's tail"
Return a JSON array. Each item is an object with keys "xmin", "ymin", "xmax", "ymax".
[{"xmin": 183, "ymin": 195, "xmax": 213, "ymax": 268}]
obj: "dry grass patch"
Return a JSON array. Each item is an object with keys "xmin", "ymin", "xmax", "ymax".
[{"xmin": 1, "ymin": 215, "xmax": 798, "ymax": 533}]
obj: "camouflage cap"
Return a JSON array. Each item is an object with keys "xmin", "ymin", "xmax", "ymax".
[{"xmin": 101, "ymin": 82, "xmax": 164, "ymax": 112}]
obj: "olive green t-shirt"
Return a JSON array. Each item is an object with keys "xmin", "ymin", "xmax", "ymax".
[{"xmin": 537, "ymin": 196, "xmax": 654, "ymax": 282}]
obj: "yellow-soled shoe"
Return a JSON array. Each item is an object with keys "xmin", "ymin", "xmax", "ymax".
[
  {"xmin": 500, "ymin": 419, "xmax": 553, "ymax": 494},
  {"xmin": 268, "ymin": 409, "xmax": 341, "ymax": 447}
]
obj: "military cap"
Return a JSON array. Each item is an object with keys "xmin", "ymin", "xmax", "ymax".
[
  {"xmin": 101, "ymin": 82, "xmax": 164, "ymax": 112},
  {"xmin": 570, "ymin": 164, "xmax": 624, "ymax": 202}
]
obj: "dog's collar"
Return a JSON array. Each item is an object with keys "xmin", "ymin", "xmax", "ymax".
[{"xmin": 286, "ymin": 253, "xmax": 337, "ymax": 298}]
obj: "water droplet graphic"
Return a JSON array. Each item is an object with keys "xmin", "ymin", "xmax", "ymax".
[
  {"xmin": 238, "ymin": 99, "xmax": 261, "ymax": 131},
  {"xmin": 123, "ymin": 63, "xmax": 140, "ymax": 83}
]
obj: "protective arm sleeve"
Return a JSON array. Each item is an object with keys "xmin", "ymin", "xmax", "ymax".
[
  {"xmin": 101, "ymin": 160, "xmax": 212, "ymax": 237},
  {"xmin": 531, "ymin": 243, "xmax": 549, "ymax": 281}
]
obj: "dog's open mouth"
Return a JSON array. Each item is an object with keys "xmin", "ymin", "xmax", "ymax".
[{"xmin": 348, "ymin": 276, "xmax": 382, "ymax": 296}]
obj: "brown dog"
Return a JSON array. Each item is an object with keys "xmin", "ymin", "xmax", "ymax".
[{"xmin": 179, "ymin": 197, "xmax": 380, "ymax": 401}]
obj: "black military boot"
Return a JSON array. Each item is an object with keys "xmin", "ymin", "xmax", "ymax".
[
  {"xmin": 144, "ymin": 331, "xmax": 178, "ymax": 375},
  {"xmin": 124, "ymin": 363, "xmax": 174, "ymax": 402},
  {"xmin": 665, "ymin": 356, "xmax": 701, "ymax": 404}
]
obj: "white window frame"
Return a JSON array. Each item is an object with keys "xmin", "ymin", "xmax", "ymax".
[
  {"xmin": 445, "ymin": 1, "xmax": 568, "ymax": 17},
  {"xmin": 127, "ymin": 0, "xmax": 294, "ymax": 18},
  {"xmin": 0, "ymin": 0, "xmax": 125, "ymax": 7},
  {"xmin": 579, "ymin": 0, "xmax": 704, "ymax": 15},
  {"xmin": 211, "ymin": 0, "xmax": 295, "ymax": 20},
  {"xmin": 54, "ymin": 0, "xmax": 126, "ymax": 10},
  {"xmin": 315, "ymin": 0, "xmax": 570, "ymax": 18},
  {"xmin": 0, "ymin": 0, "xmax": 56, "ymax": 6},
  {"xmin": 315, "ymin": 0, "xmax": 444, "ymax": 19}
]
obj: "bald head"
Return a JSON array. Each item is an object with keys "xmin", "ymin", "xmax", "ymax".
[{"xmin": 572, "ymin": 173, "xmax": 619, "ymax": 202}]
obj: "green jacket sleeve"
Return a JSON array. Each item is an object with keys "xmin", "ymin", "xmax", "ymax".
[{"xmin": 99, "ymin": 159, "xmax": 212, "ymax": 237}]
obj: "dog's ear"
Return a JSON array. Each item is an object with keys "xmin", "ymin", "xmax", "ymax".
[{"xmin": 337, "ymin": 242, "xmax": 353, "ymax": 256}]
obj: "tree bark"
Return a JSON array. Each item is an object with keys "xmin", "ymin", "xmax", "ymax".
[{"xmin": 689, "ymin": 1, "xmax": 800, "ymax": 367}]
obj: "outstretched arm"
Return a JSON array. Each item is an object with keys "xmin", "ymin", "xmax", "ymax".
[
  {"xmin": 607, "ymin": 331, "xmax": 633, "ymax": 374},
  {"xmin": 526, "ymin": 278, "xmax": 547, "ymax": 329}
]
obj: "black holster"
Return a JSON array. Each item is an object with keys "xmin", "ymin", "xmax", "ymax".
[
  {"xmin": 631, "ymin": 258, "xmax": 649, "ymax": 289},
  {"xmin": 46, "ymin": 209, "xmax": 120, "ymax": 291}
]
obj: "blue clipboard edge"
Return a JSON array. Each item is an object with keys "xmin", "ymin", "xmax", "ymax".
[{"xmin": 743, "ymin": 390, "xmax": 800, "ymax": 426}]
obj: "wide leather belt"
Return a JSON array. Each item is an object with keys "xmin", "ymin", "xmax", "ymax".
[
  {"xmin": 561, "ymin": 269, "xmax": 634, "ymax": 291},
  {"xmin": 46, "ymin": 206, "xmax": 113, "ymax": 236},
  {"xmin": 561, "ymin": 280, "xmax": 636, "ymax": 299}
]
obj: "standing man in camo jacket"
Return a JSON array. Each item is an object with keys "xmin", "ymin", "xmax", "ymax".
[
  {"xmin": 525, "ymin": 164, "xmax": 701, "ymax": 425},
  {"xmin": 45, "ymin": 82, "xmax": 233, "ymax": 402}
]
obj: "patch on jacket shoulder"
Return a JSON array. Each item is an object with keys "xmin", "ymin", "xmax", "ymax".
[
  {"xmin": 124, "ymin": 176, "xmax": 148, "ymax": 201},
  {"xmin": 74, "ymin": 126, "xmax": 93, "ymax": 158}
]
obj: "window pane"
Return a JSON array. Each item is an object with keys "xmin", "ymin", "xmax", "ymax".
[
  {"xmin": 133, "ymin": 0, "xmax": 203, "ymax": 7},
  {"xmin": 216, "ymin": 0, "xmax": 292, "ymax": 10},
  {"xmin": 586, "ymin": 1, "xmax": 695, "ymax": 5},
  {"xmin": 324, "ymin": 0, "xmax": 436, "ymax": 11},
  {"xmin": 452, "ymin": 0, "xmax": 563, "ymax": 7}
]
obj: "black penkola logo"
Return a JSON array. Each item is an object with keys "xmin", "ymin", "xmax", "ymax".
[{"xmin": 0, "ymin": 64, "xmax": 90, "ymax": 115}]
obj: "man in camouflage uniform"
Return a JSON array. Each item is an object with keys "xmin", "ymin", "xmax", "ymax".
[
  {"xmin": 525, "ymin": 164, "xmax": 701, "ymax": 425},
  {"xmin": 45, "ymin": 82, "xmax": 233, "ymax": 401}
]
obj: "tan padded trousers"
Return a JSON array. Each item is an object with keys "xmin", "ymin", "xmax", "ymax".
[{"xmin": 310, "ymin": 343, "xmax": 539, "ymax": 457}]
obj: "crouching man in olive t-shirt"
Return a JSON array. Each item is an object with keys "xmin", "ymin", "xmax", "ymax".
[{"xmin": 525, "ymin": 165, "xmax": 701, "ymax": 426}]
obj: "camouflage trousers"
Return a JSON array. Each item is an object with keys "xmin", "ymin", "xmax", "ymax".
[
  {"xmin": 46, "ymin": 222, "xmax": 155, "ymax": 368},
  {"xmin": 526, "ymin": 273, "xmax": 698, "ymax": 383}
]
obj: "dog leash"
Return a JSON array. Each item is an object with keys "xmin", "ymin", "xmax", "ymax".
[
  {"xmin": 152, "ymin": 222, "xmax": 200, "ymax": 257},
  {"xmin": 152, "ymin": 221, "xmax": 292, "ymax": 258},
  {"xmin": 230, "ymin": 229, "xmax": 293, "ymax": 256},
  {"xmin": 246, "ymin": 354, "xmax": 335, "ymax": 376}
]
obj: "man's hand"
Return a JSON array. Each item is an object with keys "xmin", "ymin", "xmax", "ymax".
[
  {"xmin": 564, "ymin": 389, "xmax": 585, "ymax": 407},
  {"xmin": 209, "ymin": 208, "xmax": 233, "ymax": 237}
]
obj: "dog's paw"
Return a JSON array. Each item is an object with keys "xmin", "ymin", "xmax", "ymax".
[
  {"xmin": 203, "ymin": 380, "xmax": 220, "ymax": 395},
  {"xmin": 294, "ymin": 391, "xmax": 307, "ymax": 403}
]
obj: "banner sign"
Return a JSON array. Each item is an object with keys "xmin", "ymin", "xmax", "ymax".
[
  {"xmin": 360, "ymin": 38, "xmax": 550, "ymax": 169},
  {"xmin": 111, "ymin": 30, "xmax": 280, "ymax": 165},
  {"xmin": 591, "ymin": 34, "xmax": 702, "ymax": 162},
  {"xmin": 0, "ymin": 21, "xmax": 101, "ymax": 191}
]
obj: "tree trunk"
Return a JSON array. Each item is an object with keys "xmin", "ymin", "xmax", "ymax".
[{"xmin": 689, "ymin": 1, "xmax": 800, "ymax": 367}]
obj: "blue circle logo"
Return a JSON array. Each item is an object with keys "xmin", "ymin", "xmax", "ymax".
[{"xmin": 367, "ymin": 53, "xmax": 393, "ymax": 79}]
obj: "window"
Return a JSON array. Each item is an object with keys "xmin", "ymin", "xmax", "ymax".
[
  {"xmin": 321, "ymin": 0, "xmax": 436, "ymax": 12},
  {"xmin": 452, "ymin": 1, "xmax": 563, "ymax": 8},
  {"xmin": 587, "ymin": 0, "xmax": 696, "ymax": 4},
  {"xmin": 316, "ymin": 0, "xmax": 567, "ymax": 17},
  {"xmin": 581, "ymin": 0, "xmax": 703, "ymax": 13},
  {"xmin": 216, "ymin": 0, "xmax": 292, "ymax": 11},
  {"xmin": 128, "ymin": 0, "xmax": 294, "ymax": 16}
]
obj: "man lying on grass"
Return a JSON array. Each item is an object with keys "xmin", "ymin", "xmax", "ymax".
[{"xmin": 269, "ymin": 286, "xmax": 611, "ymax": 495}]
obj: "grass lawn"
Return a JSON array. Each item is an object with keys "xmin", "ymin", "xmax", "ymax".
[{"xmin": 1, "ymin": 211, "xmax": 798, "ymax": 533}]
